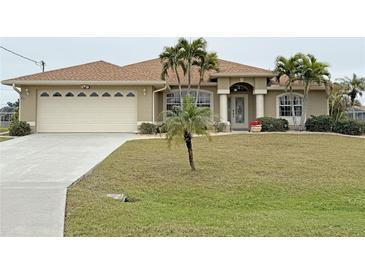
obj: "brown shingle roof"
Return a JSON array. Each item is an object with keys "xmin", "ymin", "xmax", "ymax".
[
  {"xmin": 269, "ymin": 75, "xmax": 326, "ymax": 89},
  {"xmin": 2, "ymin": 58, "xmax": 273, "ymax": 85}
]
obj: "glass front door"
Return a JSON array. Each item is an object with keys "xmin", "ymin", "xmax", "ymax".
[
  {"xmin": 229, "ymin": 95, "xmax": 247, "ymax": 129},
  {"xmin": 235, "ymin": 97, "xmax": 244, "ymax": 124}
]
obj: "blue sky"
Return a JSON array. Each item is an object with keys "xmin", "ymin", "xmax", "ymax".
[{"xmin": 1, "ymin": 37, "xmax": 364, "ymax": 107}]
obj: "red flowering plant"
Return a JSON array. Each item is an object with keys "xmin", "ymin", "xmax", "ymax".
[{"xmin": 249, "ymin": 120, "xmax": 262, "ymax": 127}]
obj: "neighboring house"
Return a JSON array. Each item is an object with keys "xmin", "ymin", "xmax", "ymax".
[
  {"xmin": 1, "ymin": 59, "xmax": 329, "ymax": 133},
  {"xmin": 346, "ymin": 106, "xmax": 365, "ymax": 121}
]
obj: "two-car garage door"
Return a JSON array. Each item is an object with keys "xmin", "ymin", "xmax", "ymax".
[{"xmin": 37, "ymin": 90, "xmax": 137, "ymax": 132}]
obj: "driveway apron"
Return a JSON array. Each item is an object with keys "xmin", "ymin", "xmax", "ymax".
[{"xmin": 0, "ymin": 133, "xmax": 134, "ymax": 236}]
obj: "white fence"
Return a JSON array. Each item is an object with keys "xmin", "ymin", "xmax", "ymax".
[
  {"xmin": 346, "ymin": 108, "xmax": 365, "ymax": 121},
  {"xmin": 0, "ymin": 112, "xmax": 13, "ymax": 128}
]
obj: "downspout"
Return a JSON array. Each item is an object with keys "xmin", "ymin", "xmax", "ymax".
[
  {"xmin": 152, "ymin": 83, "xmax": 168, "ymax": 124},
  {"xmin": 12, "ymin": 84, "xmax": 22, "ymax": 121},
  {"xmin": 12, "ymin": 83, "xmax": 21, "ymax": 94}
]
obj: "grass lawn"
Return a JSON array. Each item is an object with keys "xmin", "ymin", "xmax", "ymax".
[
  {"xmin": 0, "ymin": 127, "xmax": 8, "ymax": 133},
  {"xmin": 65, "ymin": 134, "xmax": 365, "ymax": 236},
  {"xmin": 0, "ymin": 136, "xmax": 11, "ymax": 142}
]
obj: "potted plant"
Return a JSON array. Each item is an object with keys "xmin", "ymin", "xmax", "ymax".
[{"xmin": 249, "ymin": 120, "xmax": 262, "ymax": 133}]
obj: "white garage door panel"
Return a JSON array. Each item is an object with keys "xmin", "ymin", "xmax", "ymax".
[{"xmin": 37, "ymin": 91, "xmax": 137, "ymax": 132}]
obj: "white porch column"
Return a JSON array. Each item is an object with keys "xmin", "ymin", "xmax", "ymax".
[
  {"xmin": 253, "ymin": 85, "xmax": 267, "ymax": 118},
  {"xmin": 217, "ymin": 78, "xmax": 230, "ymax": 122},
  {"xmin": 255, "ymin": 94, "xmax": 264, "ymax": 118},
  {"xmin": 219, "ymin": 94, "xmax": 228, "ymax": 122}
]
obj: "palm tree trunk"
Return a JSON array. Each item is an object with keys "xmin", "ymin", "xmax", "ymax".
[
  {"xmin": 289, "ymin": 86, "xmax": 297, "ymax": 130},
  {"xmin": 175, "ymin": 68, "xmax": 183, "ymax": 106},
  {"xmin": 300, "ymin": 84, "xmax": 309, "ymax": 131},
  {"xmin": 187, "ymin": 61, "xmax": 191, "ymax": 95},
  {"xmin": 184, "ymin": 130, "xmax": 195, "ymax": 171},
  {"xmin": 195, "ymin": 77, "xmax": 202, "ymax": 106}
]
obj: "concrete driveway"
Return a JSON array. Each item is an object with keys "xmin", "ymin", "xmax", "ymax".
[{"xmin": 0, "ymin": 133, "xmax": 135, "ymax": 236}]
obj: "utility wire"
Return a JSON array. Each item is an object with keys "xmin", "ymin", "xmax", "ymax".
[{"xmin": 0, "ymin": 46, "xmax": 46, "ymax": 72}]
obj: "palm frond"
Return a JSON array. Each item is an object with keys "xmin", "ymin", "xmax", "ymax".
[{"xmin": 164, "ymin": 95, "xmax": 212, "ymax": 146}]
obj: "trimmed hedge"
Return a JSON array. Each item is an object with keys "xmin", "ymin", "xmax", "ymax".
[
  {"xmin": 156, "ymin": 123, "xmax": 167, "ymax": 134},
  {"xmin": 214, "ymin": 122, "xmax": 227, "ymax": 132},
  {"xmin": 305, "ymin": 115, "xmax": 334, "ymax": 132},
  {"xmin": 333, "ymin": 120, "xmax": 364, "ymax": 136},
  {"xmin": 305, "ymin": 115, "xmax": 364, "ymax": 136},
  {"xmin": 139, "ymin": 123, "xmax": 167, "ymax": 134},
  {"xmin": 9, "ymin": 121, "xmax": 31, "ymax": 136},
  {"xmin": 139, "ymin": 123, "xmax": 157, "ymax": 134},
  {"xmin": 257, "ymin": 117, "xmax": 289, "ymax": 132}
]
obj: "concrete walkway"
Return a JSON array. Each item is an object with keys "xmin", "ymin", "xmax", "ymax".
[{"xmin": 0, "ymin": 133, "xmax": 135, "ymax": 236}]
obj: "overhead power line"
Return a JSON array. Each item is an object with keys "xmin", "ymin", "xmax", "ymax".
[{"xmin": 0, "ymin": 46, "xmax": 46, "ymax": 72}]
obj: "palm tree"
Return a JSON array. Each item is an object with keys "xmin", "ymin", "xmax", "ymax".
[
  {"xmin": 329, "ymin": 82, "xmax": 353, "ymax": 123},
  {"xmin": 337, "ymin": 73, "xmax": 365, "ymax": 119},
  {"xmin": 177, "ymin": 38, "xmax": 207, "ymax": 94},
  {"xmin": 274, "ymin": 55, "xmax": 300, "ymax": 129},
  {"xmin": 193, "ymin": 52, "xmax": 219, "ymax": 106},
  {"xmin": 159, "ymin": 46, "xmax": 186, "ymax": 103},
  {"xmin": 165, "ymin": 96, "xmax": 212, "ymax": 171},
  {"xmin": 296, "ymin": 54, "xmax": 330, "ymax": 130}
]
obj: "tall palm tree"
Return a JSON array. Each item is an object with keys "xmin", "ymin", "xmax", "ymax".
[
  {"xmin": 165, "ymin": 96, "xmax": 212, "ymax": 171},
  {"xmin": 337, "ymin": 73, "xmax": 365, "ymax": 118},
  {"xmin": 296, "ymin": 54, "xmax": 330, "ymax": 130},
  {"xmin": 193, "ymin": 52, "xmax": 219, "ymax": 105},
  {"xmin": 274, "ymin": 55, "xmax": 300, "ymax": 129},
  {"xmin": 159, "ymin": 46, "xmax": 186, "ymax": 103},
  {"xmin": 177, "ymin": 38, "xmax": 207, "ymax": 94}
]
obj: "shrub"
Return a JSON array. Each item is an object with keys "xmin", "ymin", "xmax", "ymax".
[
  {"xmin": 333, "ymin": 119, "xmax": 363, "ymax": 136},
  {"xmin": 139, "ymin": 123, "xmax": 157, "ymax": 134},
  {"xmin": 11, "ymin": 111, "xmax": 19, "ymax": 122},
  {"xmin": 278, "ymin": 118, "xmax": 289, "ymax": 131},
  {"xmin": 156, "ymin": 123, "xmax": 167, "ymax": 134},
  {"xmin": 305, "ymin": 115, "xmax": 334, "ymax": 132},
  {"xmin": 214, "ymin": 122, "xmax": 227, "ymax": 132},
  {"xmin": 257, "ymin": 117, "xmax": 288, "ymax": 132},
  {"xmin": 9, "ymin": 121, "xmax": 31, "ymax": 136},
  {"xmin": 360, "ymin": 122, "xmax": 365, "ymax": 134}
]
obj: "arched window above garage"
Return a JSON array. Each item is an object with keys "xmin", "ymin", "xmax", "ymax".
[
  {"xmin": 102, "ymin": 92, "xmax": 111, "ymax": 97},
  {"xmin": 90, "ymin": 92, "xmax": 99, "ymax": 97},
  {"xmin": 40, "ymin": 92, "xmax": 49, "ymax": 97},
  {"xmin": 77, "ymin": 92, "xmax": 86, "ymax": 97},
  {"xmin": 53, "ymin": 92, "xmax": 62, "ymax": 97},
  {"xmin": 65, "ymin": 92, "xmax": 74, "ymax": 97},
  {"xmin": 126, "ymin": 92, "xmax": 135, "ymax": 97},
  {"xmin": 115, "ymin": 92, "xmax": 123, "ymax": 97}
]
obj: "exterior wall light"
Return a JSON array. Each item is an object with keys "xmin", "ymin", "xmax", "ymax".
[{"xmin": 81, "ymin": 85, "xmax": 90, "ymax": 89}]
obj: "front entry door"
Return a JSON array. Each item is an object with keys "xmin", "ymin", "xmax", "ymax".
[{"xmin": 229, "ymin": 94, "xmax": 248, "ymax": 129}]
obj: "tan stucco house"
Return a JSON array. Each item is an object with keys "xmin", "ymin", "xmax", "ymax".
[{"xmin": 1, "ymin": 59, "xmax": 329, "ymax": 132}]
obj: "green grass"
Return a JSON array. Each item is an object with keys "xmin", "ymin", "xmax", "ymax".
[
  {"xmin": 0, "ymin": 136, "xmax": 11, "ymax": 142},
  {"xmin": 65, "ymin": 134, "xmax": 365, "ymax": 236},
  {"xmin": 0, "ymin": 127, "xmax": 8, "ymax": 133}
]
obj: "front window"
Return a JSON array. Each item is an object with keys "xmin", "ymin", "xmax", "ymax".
[
  {"xmin": 166, "ymin": 89, "xmax": 212, "ymax": 112},
  {"xmin": 279, "ymin": 94, "xmax": 303, "ymax": 117}
]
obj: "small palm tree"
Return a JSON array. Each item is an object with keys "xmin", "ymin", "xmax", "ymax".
[
  {"xmin": 159, "ymin": 46, "xmax": 186, "ymax": 102},
  {"xmin": 193, "ymin": 52, "xmax": 219, "ymax": 106},
  {"xmin": 337, "ymin": 74, "xmax": 365, "ymax": 118},
  {"xmin": 329, "ymin": 82, "xmax": 353, "ymax": 123},
  {"xmin": 165, "ymin": 96, "xmax": 212, "ymax": 171},
  {"xmin": 296, "ymin": 54, "xmax": 330, "ymax": 130},
  {"xmin": 274, "ymin": 55, "xmax": 300, "ymax": 129},
  {"xmin": 177, "ymin": 37, "xmax": 207, "ymax": 94}
]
